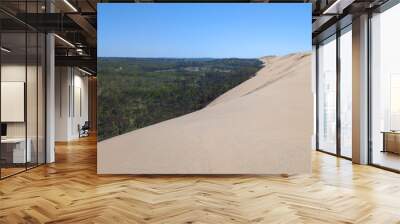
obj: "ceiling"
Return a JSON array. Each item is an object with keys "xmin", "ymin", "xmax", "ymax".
[
  {"xmin": 0, "ymin": 0, "xmax": 392, "ymax": 74},
  {"xmin": 0, "ymin": 0, "xmax": 98, "ymax": 74}
]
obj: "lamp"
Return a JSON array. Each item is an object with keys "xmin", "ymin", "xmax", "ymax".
[
  {"xmin": 78, "ymin": 67, "xmax": 93, "ymax": 76},
  {"xmin": 1, "ymin": 47, "xmax": 11, "ymax": 53},
  {"xmin": 54, "ymin": 34, "xmax": 75, "ymax": 48},
  {"xmin": 63, "ymin": 0, "xmax": 78, "ymax": 12},
  {"xmin": 323, "ymin": 0, "xmax": 355, "ymax": 15}
]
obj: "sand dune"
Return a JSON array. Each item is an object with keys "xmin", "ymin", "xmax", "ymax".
[
  {"xmin": 209, "ymin": 53, "xmax": 310, "ymax": 107},
  {"xmin": 98, "ymin": 52, "xmax": 313, "ymax": 174}
]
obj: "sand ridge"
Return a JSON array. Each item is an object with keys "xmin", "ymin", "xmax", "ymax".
[{"xmin": 98, "ymin": 52, "xmax": 313, "ymax": 174}]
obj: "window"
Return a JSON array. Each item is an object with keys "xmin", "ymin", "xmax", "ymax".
[
  {"xmin": 370, "ymin": 2, "xmax": 400, "ymax": 171},
  {"xmin": 317, "ymin": 35, "xmax": 337, "ymax": 154},
  {"xmin": 339, "ymin": 26, "xmax": 352, "ymax": 158}
]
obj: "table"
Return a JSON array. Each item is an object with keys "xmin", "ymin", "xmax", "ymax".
[
  {"xmin": 1, "ymin": 138, "xmax": 32, "ymax": 164},
  {"xmin": 382, "ymin": 131, "xmax": 400, "ymax": 154}
]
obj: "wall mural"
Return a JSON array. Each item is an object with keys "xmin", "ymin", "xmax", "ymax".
[{"xmin": 97, "ymin": 3, "xmax": 313, "ymax": 174}]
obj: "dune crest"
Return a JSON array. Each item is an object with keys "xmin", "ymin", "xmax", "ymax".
[
  {"xmin": 98, "ymin": 52, "xmax": 313, "ymax": 174},
  {"xmin": 209, "ymin": 53, "xmax": 311, "ymax": 107}
]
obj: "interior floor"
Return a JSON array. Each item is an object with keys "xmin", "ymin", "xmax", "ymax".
[
  {"xmin": 0, "ymin": 167, "xmax": 25, "ymax": 178},
  {"xmin": 0, "ymin": 135, "xmax": 400, "ymax": 223},
  {"xmin": 1, "ymin": 162, "xmax": 46, "ymax": 179},
  {"xmin": 372, "ymin": 150, "xmax": 400, "ymax": 171}
]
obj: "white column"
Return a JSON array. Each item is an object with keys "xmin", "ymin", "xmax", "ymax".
[
  {"xmin": 46, "ymin": 32, "xmax": 55, "ymax": 163},
  {"xmin": 352, "ymin": 14, "xmax": 369, "ymax": 164},
  {"xmin": 46, "ymin": 34, "xmax": 55, "ymax": 163}
]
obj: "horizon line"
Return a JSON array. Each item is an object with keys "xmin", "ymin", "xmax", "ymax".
[
  {"xmin": 97, "ymin": 51, "xmax": 311, "ymax": 59},
  {"xmin": 98, "ymin": 56, "xmax": 259, "ymax": 59}
]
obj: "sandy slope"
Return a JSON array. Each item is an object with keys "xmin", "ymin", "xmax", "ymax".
[
  {"xmin": 98, "ymin": 53, "xmax": 313, "ymax": 174},
  {"xmin": 209, "ymin": 53, "xmax": 310, "ymax": 107}
]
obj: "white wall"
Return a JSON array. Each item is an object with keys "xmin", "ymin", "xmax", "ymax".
[
  {"xmin": 55, "ymin": 67, "xmax": 70, "ymax": 141},
  {"xmin": 72, "ymin": 73, "xmax": 89, "ymax": 138},
  {"xmin": 1, "ymin": 65, "xmax": 26, "ymax": 141},
  {"xmin": 1, "ymin": 65, "xmax": 37, "ymax": 138},
  {"xmin": 55, "ymin": 67, "xmax": 89, "ymax": 141},
  {"xmin": 1, "ymin": 63, "xmax": 46, "ymax": 164}
]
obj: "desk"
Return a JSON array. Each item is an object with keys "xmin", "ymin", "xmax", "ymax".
[
  {"xmin": 1, "ymin": 138, "xmax": 31, "ymax": 163},
  {"xmin": 382, "ymin": 131, "xmax": 400, "ymax": 154}
]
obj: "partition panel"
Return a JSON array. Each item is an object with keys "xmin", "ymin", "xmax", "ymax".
[
  {"xmin": 0, "ymin": 1, "xmax": 47, "ymax": 179},
  {"xmin": 27, "ymin": 31, "xmax": 38, "ymax": 169},
  {"xmin": 0, "ymin": 31, "xmax": 28, "ymax": 178},
  {"xmin": 38, "ymin": 32, "xmax": 46, "ymax": 165}
]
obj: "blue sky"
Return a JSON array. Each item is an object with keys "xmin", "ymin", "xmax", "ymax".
[{"xmin": 98, "ymin": 4, "xmax": 311, "ymax": 58}]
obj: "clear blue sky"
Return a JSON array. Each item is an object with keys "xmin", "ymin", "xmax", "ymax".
[{"xmin": 98, "ymin": 4, "xmax": 311, "ymax": 58}]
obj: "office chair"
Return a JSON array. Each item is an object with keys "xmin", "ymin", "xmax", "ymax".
[{"xmin": 79, "ymin": 121, "xmax": 90, "ymax": 138}]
